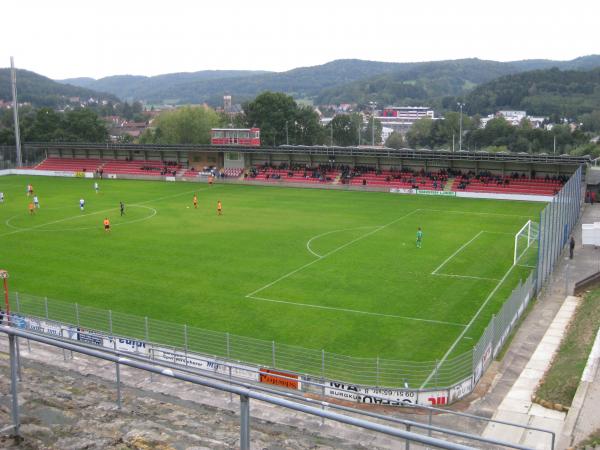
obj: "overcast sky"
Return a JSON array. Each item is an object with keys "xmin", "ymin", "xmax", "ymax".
[{"xmin": 3, "ymin": 0, "xmax": 599, "ymax": 80}]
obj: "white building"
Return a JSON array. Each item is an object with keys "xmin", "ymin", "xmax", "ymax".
[{"xmin": 480, "ymin": 110, "xmax": 547, "ymax": 129}]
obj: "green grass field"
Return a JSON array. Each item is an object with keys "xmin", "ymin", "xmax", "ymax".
[{"xmin": 0, "ymin": 175, "xmax": 542, "ymax": 382}]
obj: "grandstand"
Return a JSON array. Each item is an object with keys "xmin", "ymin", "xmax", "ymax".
[{"xmin": 20, "ymin": 142, "xmax": 588, "ymax": 198}]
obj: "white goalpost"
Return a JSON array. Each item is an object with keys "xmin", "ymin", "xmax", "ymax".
[{"xmin": 514, "ymin": 220, "xmax": 539, "ymax": 266}]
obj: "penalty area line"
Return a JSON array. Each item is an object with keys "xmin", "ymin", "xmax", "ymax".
[
  {"xmin": 246, "ymin": 209, "xmax": 419, "ymax": 298},
  {"xmin": 247, "ymin": 294, "xmax": 467, "ymax": 328},
  {"xmin": 420, "ymin": 260, "xmax": 518, "ymax": 389},
  {"xmin": 431, "ymin": 231, "xmax": 484, "ymax": 275}
]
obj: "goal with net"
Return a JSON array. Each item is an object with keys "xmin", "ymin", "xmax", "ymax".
[{"xmin": 514, "ymin": 220, "xmax": 539, "ymax": 267}]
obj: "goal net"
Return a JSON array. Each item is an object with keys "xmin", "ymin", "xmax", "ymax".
[{"xmin": 514, "ymin": 220, "xmax": 539, "ymax": 267}]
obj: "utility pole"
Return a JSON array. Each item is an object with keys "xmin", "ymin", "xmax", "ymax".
[
  {"xmin": 553, "ymin": 135, "xmax": 556, "ymax": 155},
  {"xmin": 330, "ymin": 121, "xmax": 333, "ymax": 146},
  {"xmin": 10, "ymin": 57, "xmax": 22, "ymax": 167},
  {"xmin": 285, "ymin": 121, "xmax": 289, "ymax": 145},
  {"xmin": 457, "ymin": 102, "xmax": 465, "ymax": 151},
  {"xmin": 370, "ymin": 102, "xmax": 376, "ymax": 146}
]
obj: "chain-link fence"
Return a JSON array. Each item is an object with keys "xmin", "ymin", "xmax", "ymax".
[
  {"xmin": 0, "ymin": 145, "xmax": 47, "ymax": 169},
  {"xmin": 537, "ymin": 165, "xmax": 583, "ymax": 291},
  {"xmin": 11, "ymin": 275, "xmax": 531, "ymax": 391}
]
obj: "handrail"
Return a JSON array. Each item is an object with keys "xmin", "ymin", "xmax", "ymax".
[
  {"xmin": 0, "ymin": 315, "xmax": 553, "ymax": 449},
  {"xmin": 1, "ymin": 325, "xmax": 482, "ymax": 450}
]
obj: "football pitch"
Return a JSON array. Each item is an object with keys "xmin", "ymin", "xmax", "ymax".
[{"xmin": 0, "ymin": 176, "xmax": 542, "ymax": 375}]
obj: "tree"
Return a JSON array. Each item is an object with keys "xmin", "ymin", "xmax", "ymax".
[
  {"xmin": 363, "ymin": 117, "xmax": 383, "ymax": 145},
  {"xmin": 63, "ymin": 108, "xmax": 109, "ymax": 142},
  {"xmin": 243, "ymin": 92, "xmax": 298, "ymax": 146},
  {"xmin": 581, "ymin": 111, "xmax": 600, "ymax": 132},
  {"xmin": 329, "ymin": 115, "xmax": 356, "ymax": 146},
  {"xmin": 242, "ymin": 92, "xmax": 323, "ymax": 146},
  {"xmin": 385, "ymin": 132, "xmax": 404, "ymax": 149},
  {"xmin": 295, "ymin": 105, "xmax": 325, "ymax": 145},
  {"xmin": 406, "ymin": 118, "xmax": 433, "ymax": 148},
  {"xmin": 140, "ymin": 106, "xmax": 223, "ymax": 144}
]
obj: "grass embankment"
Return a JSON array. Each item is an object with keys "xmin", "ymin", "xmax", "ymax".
[{"xmin": 536, "ymin": 289, "xmax": 600, "ymax": 406}]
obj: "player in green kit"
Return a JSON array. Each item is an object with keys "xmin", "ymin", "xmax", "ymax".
[{"xmin": 416, "ymin": 227, "xmax": 423, "ymax": 248}]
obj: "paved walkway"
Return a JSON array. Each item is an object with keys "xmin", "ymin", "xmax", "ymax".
[
  {"xmin": 468, "ymin": 202, "xmax": 600, "ymax": 449},
  {"xmin": 482, "ymin": 296, "xmax": 578, "ymax": 449}
]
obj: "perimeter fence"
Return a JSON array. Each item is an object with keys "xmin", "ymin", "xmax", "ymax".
[
  {"xmin": 537, "ymin": 165, "xmax": 584, "ymax": 291},
  {"xmin": 0, "ymin": 145, "xmax": 46, "ymax": 169}
]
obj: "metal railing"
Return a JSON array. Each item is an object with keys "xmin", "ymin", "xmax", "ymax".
[
  {"xmin": 11, "ymin": 289, "xmax": 509, "ymax": 391},
  {"xmin": 0, "ymin": 323, "xmax": 549, "ymax": 449},
  {"xmin": 537, "ymin": 165, "xmax": 584, "ymax": 291}
]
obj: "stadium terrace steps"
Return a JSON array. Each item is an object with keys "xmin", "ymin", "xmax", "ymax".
[
  {"xmin": 30, "ymin": 157, "xmax": 559, "ymax": 196},
  {"xmin": 34, "ymin": 158, "xmax": 103, "ymax": 172},
  {"xmin": 246, "ymin": 169, "xmax": 339, "ymax": 184},
  {"xmin": 452, "ymin": 176, "xmax": 561, "ymax": 195},
  {"xmin": 93, "ymin": 159, "xmax": 181, "ymax": 176}
]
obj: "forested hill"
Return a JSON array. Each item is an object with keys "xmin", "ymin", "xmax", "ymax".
[
  {"xmin": 315, "ymin": 56, "xmax": 600, "ymax": 107},
  {"xmin": 59, "ymin": 60, "xmax": 405, "ymax": 104},
  {"xmin": 0, "ymin": 69, "xmax": 119, "ymax": 108},
  {"xmin": 464, "ymin": 68, "xmax": 600, "ymax": 118},
  {"xmin": 59, "ymin": 70, "xmax": 270, "ymax": 102},
  {"xmin": 14, "ymin": 55, "xmax": 600, "ymax": 108}
]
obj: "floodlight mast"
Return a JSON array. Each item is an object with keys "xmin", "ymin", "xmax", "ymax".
[{"xmin": 10, "ymin": 57, "xmax": 23, "ymax": 167}]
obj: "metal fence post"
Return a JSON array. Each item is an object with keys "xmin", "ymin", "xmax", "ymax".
[
  {"xmin": 109, "ymin": 310, "xmax": 113, "ymax": 335},
  {"xmin": 321, "ymin": 349, "xmax": 326, "ymax": 425},
  {"xmin": 272, "ymin": 341, "xmax": 276, "ymax": 368},
  {"xmin": 44, "ymin": 296, "xmax": 49, "ymax": 319},
  {"xmin": 15, "ymin": 292, "xmax": 20, "ymax": 313},
  {"xmin": 490, "ymin": 315, "xmax": 496, "ymax": 349},
  {"xmin": 114, "ymin": 339, "xmax": 121, "ymax": 409},
  {"xmin": 405, "ymin": 424, "xmax": 411, "ymax": 450},
  {"xmin": 75, "ymin": 303, "xmax": 80, "ymax": 327},
  {"xmin": 428, "ymin": 408, "xmax": 433, "ymax": 436},
  {"xmin": 184, "ymin": 324, "xmax": 188, "ymax": 366},
  {"xmin": 13, "ymin": 337, "xmax": 21, "ymax": 385},
  {"xmin": 376, "ymin": 356, "xmax": 380, "ymax": 387},
  {"xmin": 240, "ymin": 394, "xmax": 250, "ymax": 450},
  {"xmin": 227, "ymin": 333, "xmax": 232, "ymax": 402},
  {"xmin": 9, "ymin": 334, "xmax": 20, "ymax": 437},
  {"xmin": 145, "ymin": 317, "xmax": 153, "ymax": 382}
]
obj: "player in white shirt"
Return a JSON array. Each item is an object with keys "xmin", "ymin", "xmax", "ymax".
[{"xmin": 80, "ymin": 198, "xmax": 85, "ymax": 211}]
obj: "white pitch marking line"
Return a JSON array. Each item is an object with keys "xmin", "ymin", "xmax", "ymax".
[
  {"xmin": 306, "ymin": 226, "xmax": 379, "ymax": 258},
  {"xmin": 0, "ymin": 187, "xmax": 208, "ymax": 238},
  {"xmin": 431, "ymin": 231, "xmax": 485, "ymax": 275},
  {"xmin": 419, "ymin": 208, "xmax": 536, "ymax": 218},
  {"xmin": 5, "ymin": 205, "xmax": 158, "ymax": 232},
  {"xmin": 420, "ymin": 260, "xmax": 518, "ymax": 389},
  {"xmin": 433, "ymin": 273, "xmax": 501, "ymax": 282},
  {"xmin": 247, "ymin": 295, "xmax": 467, "ymax": 328},
  {"xmin": 246, "ymin": 209, "xmax": 419, "ymax": 298}
]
